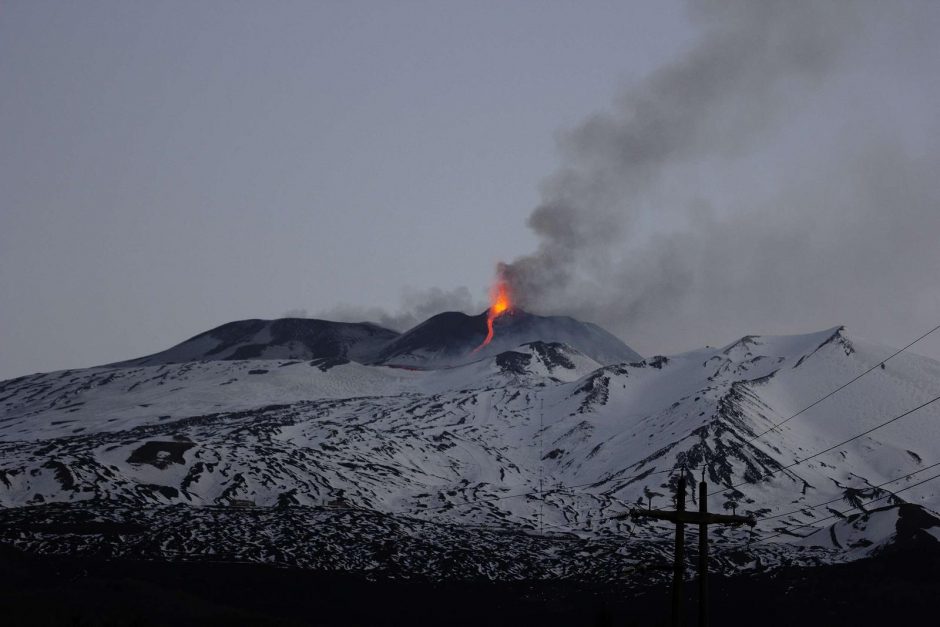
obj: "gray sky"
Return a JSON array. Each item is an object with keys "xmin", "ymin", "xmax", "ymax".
[{"xmin": 2, "ymin": 1, "xmax": 938, "ymax": 380}]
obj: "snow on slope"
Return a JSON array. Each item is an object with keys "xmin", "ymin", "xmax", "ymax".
[
  {"xmin": 0, "ymin": 359, "xmax": 424, "ymax": 442},
  {"xmin": 795, "ymin": 503, "xmax": 940, "ymax": 559},
  {"xmin": 533, "ymin": 328, "xmax": 940, "ymax": 539},
  {"xmin": 1, "ymin": 321, "xmax": 940, "ymax": 578}
]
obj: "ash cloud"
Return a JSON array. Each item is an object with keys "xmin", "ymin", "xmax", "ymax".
[{"xmin": 503, "ymin": 0, "xmax": 940, "ymax": 354}]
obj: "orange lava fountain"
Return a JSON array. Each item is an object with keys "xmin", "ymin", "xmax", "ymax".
[{"xmin": 473, "ymin": 277, "xmax": 512, "ymax": 352}]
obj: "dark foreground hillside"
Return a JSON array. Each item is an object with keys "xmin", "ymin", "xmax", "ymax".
[{"xmin": 2, "ymin": 542, "xmax": 938, "ymax": 627}]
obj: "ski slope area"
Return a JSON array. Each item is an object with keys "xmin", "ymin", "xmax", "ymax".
[{"xmin": 1, "ymin": 320, "xmax": 939, "ymax": 577}]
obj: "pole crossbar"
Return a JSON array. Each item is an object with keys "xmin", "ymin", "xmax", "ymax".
[{"xmin": 616, "ymin": 476, "xmax": 755, "ymax": 627}]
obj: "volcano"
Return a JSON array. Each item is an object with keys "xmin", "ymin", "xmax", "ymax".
[
  {"xmin": 375, "ymin": 308, "xmax": 641, "ymax": 367},
  {"xmin": 113, "ymin": 318, "xmax": 400, "ymax": 367},
  {"xmin": 2, "ymin": 315, "xmax": 939, "ymax": 587},
  {"xmin": 109, "ymin": 309, "xmax": 641, "ymax": 370}
]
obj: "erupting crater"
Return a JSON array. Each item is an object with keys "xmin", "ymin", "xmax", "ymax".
[{"xmin": 473, "ymin": 275, "xmax": 513, "ymax": 352}]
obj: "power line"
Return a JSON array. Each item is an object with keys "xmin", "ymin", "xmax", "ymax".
[
  {"xmin": 736, "ymin": 322, "xmax": 940, "ymax": 452},
  {"xmin": 756, "ymin": 468, "xmax": 940, "ymax": 543},
  {"xmin": 709, "ymin": 392, "xmax": 940, "ymax": 497},
  {"xmin": 559, "ymin": 390, "xmax": 940, "ymax": 506},
  {"xmin": 758, "ymin": 459, "xmax": 940, "ymax": 523},
  {"xmin": 410, "ymin": 439, "xmax": 940, "ymax": 538},
  {"xmin": 407, "ymin": 450, "xmax": 939, "ymax": 547},
  {"xmin": 544, "ymin": 467, "xmax": 940, "ymax": 548},
  {"xmin": 409, "ymin": 323, "xmax": 940, "ymax": 525},
  {"xmin": 558, "ymin": 322, "xmax": 940, "ymax": 503}
]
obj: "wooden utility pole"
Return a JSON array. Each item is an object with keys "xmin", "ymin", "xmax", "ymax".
[{"xmin": 617, "ymin": 474, "xmax": 755, "ymax": 627}]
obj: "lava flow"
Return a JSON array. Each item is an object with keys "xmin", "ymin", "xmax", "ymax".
[{"xmin": 473, "ymin": 278, "xmax": 512, "ymax": 352}]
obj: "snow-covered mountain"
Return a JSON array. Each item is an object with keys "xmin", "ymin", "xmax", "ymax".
[{"xmin": 1, "ymin": 314, "xmax": 939, "ymax": 580}]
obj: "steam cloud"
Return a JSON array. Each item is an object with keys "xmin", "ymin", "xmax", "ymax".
[{"xmin": 502, "ymin": 0, "xmax": 940, "ymax": 354}]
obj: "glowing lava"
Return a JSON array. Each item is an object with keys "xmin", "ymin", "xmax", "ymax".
[{"xmin": 473, "ymin": 278, "xmax": 512, "ymax": 352}]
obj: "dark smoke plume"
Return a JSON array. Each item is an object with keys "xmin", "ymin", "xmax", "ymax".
[
  {"xmin": 312, "ymin": 1, "xmax": 939, "ymax": 356},
  {"xmin": 502, "ymin": 0, "xmax": 940, "ymax": 355}
]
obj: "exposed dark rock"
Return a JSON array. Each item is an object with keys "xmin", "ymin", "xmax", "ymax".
[{"xmin": 126, "ymin": 441, "xmax": 195, "ymax": 469}]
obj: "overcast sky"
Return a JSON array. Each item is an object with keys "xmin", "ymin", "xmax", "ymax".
[{"xmin": 2, "ymin": 1, "xmax": 939, "ymax": 380}]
